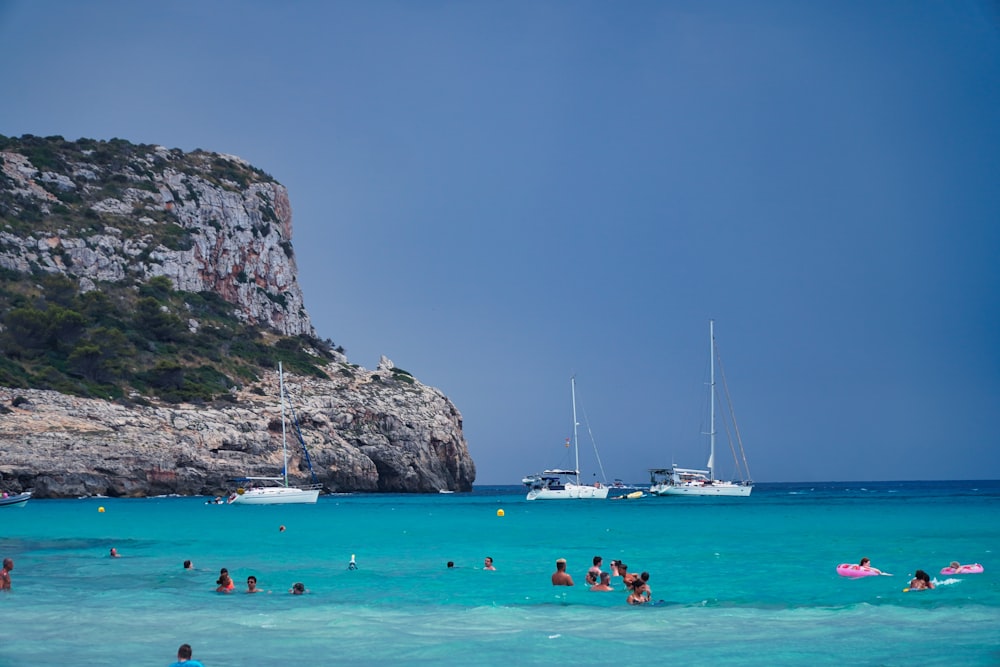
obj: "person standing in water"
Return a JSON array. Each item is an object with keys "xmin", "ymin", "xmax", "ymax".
[
  {"xmin": 168, "ymin": 643, "xmax": 204, "ymax": 667},
  {"xmin": 0, "ymin": 558, "xmax": 13, "ymax": 591},
  {"xmin": 590, "ymin": 572, "xmax": 613, "ymax": 591},
  {"xmin": 216, "ymin": 568, "xmax": 234, "ymax": 593},
  {"xmin": 586, "ymin": 556, "xmax": 603, "ymax": 585},
  {"xmin": 626, "ymin": 578, "xmax": 648, "ymax": 605},
  {"xmin": 551, "ymin": 558, "xmax": 574, "ymax": 586}
]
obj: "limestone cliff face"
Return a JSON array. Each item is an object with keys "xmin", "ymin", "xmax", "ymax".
[
  {"xmin": 0, "ymin": 136, "xmax": 477, "ymax": 495},
  {"xmin": 0, "ymin": 140, "xmax": 311, "ymax": 335},
  {"xmin": 0, "ymin": 360, "xmax": 475, "ymax": 497}
]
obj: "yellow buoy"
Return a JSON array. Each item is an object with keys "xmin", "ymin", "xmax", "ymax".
[
  {"xmin": 98, "ymin": 506, "xmax": 105, "ymax": 513},
  {"xmin": 496, "ymin": 509, "xmax": 505, "ymax": 517}
]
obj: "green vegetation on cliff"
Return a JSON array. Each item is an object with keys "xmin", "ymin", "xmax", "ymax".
[
  {"xmin": 0, "ymin": 271, "xmax": 342, "ymax": 403},
  {"xmin": 0, "ymin": 134, "xmax": 343, "ymax": 404}
]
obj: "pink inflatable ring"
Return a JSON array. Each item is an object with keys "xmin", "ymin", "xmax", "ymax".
[
  {"xmin": 940, "ymin": 564, "xmax": 984, "ymax": 575},
  {"xmin": 837, "ymin": 563, "xmax": 880, "ymax": 578}
]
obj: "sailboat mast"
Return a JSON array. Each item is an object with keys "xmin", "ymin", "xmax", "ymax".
[
  {"xmin": 709, "ymin": 320, "xmax": 716, "ymax": 482},
  {"xmin": 571, "ymin": 376, "xmax": 580, "ymax": 485},
  {"xmin": 279, "ymin": 362, "xmax": 289, "ymax": 487}
]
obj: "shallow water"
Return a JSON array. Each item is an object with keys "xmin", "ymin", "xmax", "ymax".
[{"xmin": 1, "ymin": 481, "xmax": 998, "ymax": 666}]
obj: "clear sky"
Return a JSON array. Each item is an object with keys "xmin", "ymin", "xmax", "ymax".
[{"xmin": 2, "ymin": 1, "xmax": 998, "ymax": 484}]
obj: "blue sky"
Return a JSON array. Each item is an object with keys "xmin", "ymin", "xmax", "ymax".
[{"xmin": 2, "ymin": 1, "xmax": 998, "ymax": 484}]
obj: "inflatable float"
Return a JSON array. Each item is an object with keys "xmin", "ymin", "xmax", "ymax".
[
  {"xmin": 837, "ymin": 563, "xmax": 881, "ymax": 578},
  {"xmin": 940, "ymin": 563, "xmax": 984, "ymax": 575}
]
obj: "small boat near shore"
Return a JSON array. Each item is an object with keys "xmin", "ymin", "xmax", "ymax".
[
  {"xmin": 0, "ymin": 491, "xmax": 31, "ymax": 508},
  {"xmin": 228, "ymin": 363, "xmax": 321, "ymax": 505}
]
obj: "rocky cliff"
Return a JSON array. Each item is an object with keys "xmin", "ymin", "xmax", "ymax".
[
  {"xmin": 0, "ymin": 356, "xmax": 475, "ymax": 496},
  {"xmin": 0, "ymin": 135, "xmax": 476, "ymax": 496},
  {"xmin": 1, "ymin": 136, "xmax": 311, "ymax": 335}
]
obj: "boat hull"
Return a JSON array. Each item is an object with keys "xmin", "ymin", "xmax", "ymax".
[
  {"xmin": 651, "ymin": 483, "xmax": 752, "ymax": 497},
  {"xmin": 228, "ymin": 487, "xmax": 320, "ymax": 505},
  {"xmin": 527, "ymin": 483, "xmax": 609, "ymax": 500},
  {"xmin": 0, "ymin": 492, "xmax": 31, "ymax": 508}
]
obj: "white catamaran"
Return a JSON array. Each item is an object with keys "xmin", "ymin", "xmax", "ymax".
[
  {"xmin": 228, "ymin": 362, "xmax": 322, "ymax": 505},
  {"xmin": 524, "ymin": 377, "xmax": 610, "ymax": 500},
  {"xmin": 649, "ymin": 320, "xmax": 753, "ymax": 497}
]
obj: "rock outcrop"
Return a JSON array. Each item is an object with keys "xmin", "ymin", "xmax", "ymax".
[
  {"xmin": 0, "ymin": 136, "xmax": 477, "ymax": 495},
  {"xmin": 0, "ymin": 359, "xmax": 475, "ymax": 497},
  {"xmin": 1, "ymin": 138, "xmax": 312, "ymax": 335}
]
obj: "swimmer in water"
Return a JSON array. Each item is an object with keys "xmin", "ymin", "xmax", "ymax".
[
  {"xmin": 908, "ymin": 570, "xmax": 934, "ymax": 590},
  {"xmin": 858, "ymin": 557, "xmax": 883, "ymax": 574},
  {"xmin": 1, "ymin": 558, "xmax": 13, "ymax": 591},
  {"xmin": 590, "ymin": 572, "xmax": 613, "ymax": 592},
  {"xmin": 216, "ymin": 568, "xmax": 235, "ymax": 593},
  {"xmin": 626, "ymin": 578, "xmax": 647, "ymax": 605},
  {"xmin": 586, "ymin": 556, "xmax": 603, "ymax": 585},
  {"xmin": 551, "ymin": 558, "xmax": 574, "ymax": 586}
]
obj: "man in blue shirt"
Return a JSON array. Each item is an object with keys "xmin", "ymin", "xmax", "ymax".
[{"xmin": 169, "ymin": 643, "xmax": 204, "ymax": 667}]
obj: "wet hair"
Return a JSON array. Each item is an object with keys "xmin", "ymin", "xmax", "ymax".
[
  {"xmin": 640, "ymin": 572, "xmax": 649, "ymax": 583},
  {"xmin": 600, "ymin": 572, "xmax": 610, "ymax": 583},
  {"xmin": 915, "ymin": 570, "xmax": 930, "ymax": 583},
  {"xmin": 859, "ymin": 558, "xmax": 870, "ymax": 567},
  {"xmin": 183, "ymin": 560, "xmax": 192, "ymax": 569},
  {"xmin": 292, "ymin": 582, "xmax": 305, "ymax": 593},
  {"xmin": 247, "ymin": 576, "xmax": 257, "ymax": 584},
  {"xmin": 593, "ymin": 556, "xmax": 602, "ymax": 566},
  {"xmin": 178, "ymin": 644, "xmax": 193, "ymax": 660},
  {"xmin": 619, "ymin": 563, "xmax": 628, "ymax": 572}
]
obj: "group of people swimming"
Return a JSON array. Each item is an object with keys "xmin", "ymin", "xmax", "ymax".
[
  {"xmin": 211, "ymin": 565, "xmax": 307, "ymax": 595},
  {"xmin": 552, "ymin": 555, "xmax": 656, "ymax": 605},
  {"xmin": 854, "ymin": 557, "xmax": 979, "ymax": 590}
]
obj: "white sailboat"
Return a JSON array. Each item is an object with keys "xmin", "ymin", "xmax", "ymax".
[
  {"xmin": 228, "ymin": 362, "xmax": 322, "ymax": 505},
  {"xmin": 524, "ymin": 377, "xmax": 609, "ymax": 500},
  {"xmin": 649, "ymin": 320, "xmax": 753, "ymax": 497}
]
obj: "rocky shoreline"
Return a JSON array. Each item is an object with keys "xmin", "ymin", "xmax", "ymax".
[{"xmin": 0, "ymin": 357, "xmax": 476, "ymax": 498}]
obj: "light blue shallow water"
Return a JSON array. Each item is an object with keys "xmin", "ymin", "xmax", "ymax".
[{"xmin": 1, "ymin": 481, "xmax": 998, "ymax": 666}]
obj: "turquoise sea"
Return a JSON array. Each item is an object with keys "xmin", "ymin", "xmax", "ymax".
[{"xmin": 1, "ymin": 480, "xmax": 998, "ymax": 666}]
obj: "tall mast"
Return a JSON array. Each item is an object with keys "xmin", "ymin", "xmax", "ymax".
[
  {"xmin": 279, "ymin": 362, "xmax": 288, "ymax": 487},
  {"xmin": 708, "ymin": 320, "xmax": 716, "ymax": 481},
  {"xmin": 571, "ymin": 376, "xmax": 580, "ymax": 485}
]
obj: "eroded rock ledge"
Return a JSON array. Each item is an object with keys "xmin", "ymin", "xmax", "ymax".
[{"xmin": 0, "ymin": 360, "xmax": 475, "ymax": 498}]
